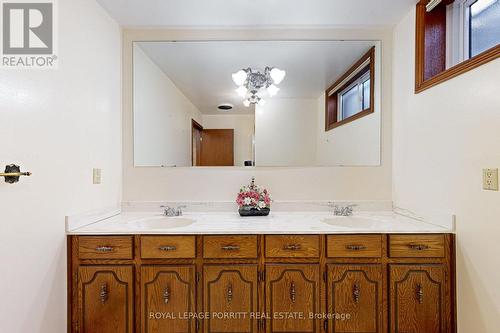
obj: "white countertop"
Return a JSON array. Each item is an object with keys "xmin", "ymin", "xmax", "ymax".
[{"xmin": 67, "ymin": 210, "xmax": 453, "ymax": 235}]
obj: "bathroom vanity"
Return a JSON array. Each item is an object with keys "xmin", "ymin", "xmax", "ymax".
[{"xmin": 67, "ymin": 211, "xmax": 456, "ymax": 333}]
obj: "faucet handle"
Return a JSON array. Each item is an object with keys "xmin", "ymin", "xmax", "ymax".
[
  {"xmin": 160, "ymin": 205, "xmax": 173, "ymax": 216},
  {"xmin": 176, "ymin": 205, "xmax": 187, "ymax": 216}
]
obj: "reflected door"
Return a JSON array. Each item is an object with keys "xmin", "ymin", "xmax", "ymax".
[{"xmin": 200, "ymin": 129, "xmax": 234, "ymax": 166}]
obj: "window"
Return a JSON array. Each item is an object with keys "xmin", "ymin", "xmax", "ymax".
[
  {"xmin": 325, "ymin": 47, "xmax": 375, "ymax": 131},
  {"xmin": 415, "ymin": 0, "xmax": 500, "ymax": 93},
  {"xmin": 466, "ymin": 0, "xmax": 500, "ymax": 58},
  {"xmin": 338, "ymin": 71, "xmax": 370, "ymax": 121}
]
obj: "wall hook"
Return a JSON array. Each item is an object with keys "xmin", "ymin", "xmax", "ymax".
[{"xmin": 1, "ymin": 164, "xmax": 32, "ymax": 184}]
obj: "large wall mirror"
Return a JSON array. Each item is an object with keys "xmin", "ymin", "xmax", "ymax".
[{"xmin": 133, "ymin": 40, "xmax": 381, "ymax": 167}]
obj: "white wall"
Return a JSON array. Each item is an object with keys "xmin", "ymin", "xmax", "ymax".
[
  {"xmin": 202, "ymin": 114, "xmax": 255, "ymax": 167},
  {"xmin": 134, "ymin": 45, "xmax": 203, "ymax": 167},
  {"xmin": 0, "ymin": 1, "xmax": 122, "ymax": 332},
  {"xmin": 122, "ymin": 28, "xmax": 393, "ymax": 202},
  {"xmin": 393, "ymin": 8, "xmax": 500, "ymax": 333},
  {"xmin": 255, "ymin": 98, "xmax": 317, "ymax": 166}
]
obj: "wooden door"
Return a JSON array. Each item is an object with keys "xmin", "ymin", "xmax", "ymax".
[
  {"xmin": 141, "ymin": 266, "xmax": 196, "ymax": 333},
  {"xmin": 390, "ymin": 265, "xmax": 445, "ymax": 333},
  {"xmin": 203, "ymin": 265, "xmax": 258, "ymax": 333},
  {"xmin": 200, "ymin": 129, "xmax": 234, "ymax": 166},
  {"xmin": 266, "ymin": 264, "xmax": 320, "ymax": 333},
  {"xmin": 77, "ymin": 266, "xmax": 134, "ymax": 333},
  {"xmin": 327, "ymin": 264, "xmax": 382, "ymax": 333}
]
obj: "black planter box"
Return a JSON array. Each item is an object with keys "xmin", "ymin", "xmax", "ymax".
[{"xmin": 238, "ymin": 207, "xmax": 270, "ymax": 217}]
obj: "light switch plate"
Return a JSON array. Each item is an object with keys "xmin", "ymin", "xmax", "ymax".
[
  {"xmin": 93, "ymin": 168, "xmax": 101, "ymax": 185},
  {"xmin": 483, "ymin": 168, "xmax": 498, "ymax": 191}
]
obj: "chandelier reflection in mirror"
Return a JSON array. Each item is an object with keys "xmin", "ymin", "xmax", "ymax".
[{"xmin": 232, "ymin": 67, "xmax": 286, "ymax": 107}]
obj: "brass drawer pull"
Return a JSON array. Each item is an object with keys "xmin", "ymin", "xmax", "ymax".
[
  {"xmin": 163, "ymin": 286, "xmax": 170, "ymax": 304},
  {"xmin": 95, "ymin": 246, "xmax": 113, "ymax": 252},
  {"xmin": 227, "ymin": 284, "xmax": 233, "ymax": 304},
  {"xmin": 159, "ymin": 245, "xmax": 177, "ymax": 251},
  {"xmin": 408, "ymin": 244, "xmax": 430, "ymax": 251},
  {"xmin": 100, "ymin": 283, "xmax": 108, "ymax": 304},
  {"xmin": 353, "ymin": 283, "xmax": 360, "ymax": 303},
  {"xmin": 221, "ymin": 245, "xmax": 240, "ymax": 251},
  {"xmin": 290, "ymin": 282, "xmax": 296, "ymax": 303},
  {"xmin": 345, "ymin": 244, "xmax": 367, "ymax": 251},
  {"xmin": 283, "ymin": 244, "xmax": 302, "ymax": 251},
  {"xmin": 416, "ymin": 284, "xmax": 424, "ymax": 304}
]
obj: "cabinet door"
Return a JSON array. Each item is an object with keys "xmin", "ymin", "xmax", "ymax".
[
  {"xmin": 266, "ymin": 264, "xmax": 320, "ymax": 333},
  {"xmin": 77, "ymin": 266, "xmax": 134, "ymax": 333},
  {"xmin": 204, "ymin": 265, "xmax": 258, "ymax": 333},
  {"xmin": 390, "ymin": 265, "xmax": 445, "ymax": 333},
  {"xmin": 141, "ymin": 266, "xmax": 196, "ymax": 333},
  {"xmin": 327, "ymin": 264, "xmax": 382, "ymax": 333}
]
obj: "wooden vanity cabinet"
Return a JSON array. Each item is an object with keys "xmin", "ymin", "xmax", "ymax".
[
  {"xmin": 141, "ymin": 265, "xmax": 196, "ymax": 333},
  {"xmin": 266, "ymin": 264, "xmax": 320, "ymax": 333},
  {"xmin": 203, "ymin": 265, "xmax": 259, "ymax": 333},
  {"xmin": 327, "ymin": 264, "xmax": 383, "ymax": 333},
  {"xmin": 68, "ymin": 234, "xmax": 455, "ymax": 333},
  {"xmin": 389, "ymin": 265, "xmax": 446, "ymax": 333},
  {"xmin": 76, "ymin": 265, "xmax": 134, "ymax": 333}
]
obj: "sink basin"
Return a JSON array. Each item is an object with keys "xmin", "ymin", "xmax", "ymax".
[
  {"xmin": 321, "ymin": 216, "xmax": 382, "ymax": 229},
  {"xmin": 127, "ymin": 216, "xmax": 195, "ymax": 229}
]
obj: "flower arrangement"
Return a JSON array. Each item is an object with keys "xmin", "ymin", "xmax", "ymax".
[{"xmin": 236, "ymin": 177, "xmax": 271, "ymax": 216}]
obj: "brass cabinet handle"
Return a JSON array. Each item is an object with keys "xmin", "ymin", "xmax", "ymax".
[
  {"xmin": 283, "ymin": 244, "xmax": 302, "ymax": 251},
  {"xmin": 345, "ymin": 244, "xmax": 367, "ymax": 251},
  {"xmin": 353, "ymin": 283, "xmax": 360, "ymax": 303},
  {"xmin": 95, "ymin": 246, "xmax": 113, "ymax": 252},
  {"xmin": 100, "ymin": 283, "xmax": 108, "ymax": 304},
  {"xmin": 408, "ymin": 244, "xmax": 430, "ymax": 251},
  {"xmin": 221, "ymin": 245, "xmax": 240, "ymax": 251},
  {"xmin": 290, "ymin": 282, "xmax": 296, "ymax": 303},
  {"xmin": 416, "ymin": 284, "xmax": 424, "ymax": 304},
  {"xmin": 163, "ymin": 286, "xmax": 170, "ymax": 304},
  {"xmin": 159, "ymin": 245, "xmax": 177, "ymax": 251},
  {"xmin": 227, "ymin": 284, "xmax": 233, "ymax": 304}
]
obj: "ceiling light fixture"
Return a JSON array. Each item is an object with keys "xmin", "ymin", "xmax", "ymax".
[{"xmin": 232, "ymin": 66, "xmax": 286, "ymax": 107}]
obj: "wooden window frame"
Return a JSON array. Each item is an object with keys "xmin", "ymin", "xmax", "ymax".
[
  {"xmin": 415, "ymin": 0, "xmax": 500, "ymax": 93},
  {"xmin": 325, "ymin": 46, "xmax": 375, "ymax": 131}
]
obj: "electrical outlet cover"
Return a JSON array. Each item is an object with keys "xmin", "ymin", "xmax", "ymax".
[
  {"xmin": 93, "ymin": 168, "xmax": 102, "ymax": 185},
  {"xmin": 483, "ymin": 168, "xmax": 498, "ymax": 191}
]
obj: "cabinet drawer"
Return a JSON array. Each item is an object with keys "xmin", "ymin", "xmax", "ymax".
[
  {"xmin": 265, "ymin": 235, "xmax": 320, "ymax": 258},
  {"xmin": 203, "ymin": 235, "xmax": 257, "ymax": 258},
  {"xmin": 389, "ymin": 234, "xmax": 445, "ymax": 258},
  {"xmin": 78, "ymin": 236, "xmax": 133, "ymax": 259},
  {"xmin": 327, "ymin": 235, "xmax": 382, "ymax": 258},
  {"xmin": 141, "ymin": 236, "xmax": 196, "ymax": 259}
]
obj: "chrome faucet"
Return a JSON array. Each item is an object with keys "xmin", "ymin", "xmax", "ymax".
[
  {"xmin": 161, "ymin": 205, "xmax": 187, "ymax": 217},
  {"xmin": 329, "ymin": 202, "xmax": 357, "ymax": 216}
]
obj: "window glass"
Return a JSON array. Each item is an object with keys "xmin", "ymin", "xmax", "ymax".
[
  {"xmin": 362, "ymin": 79, "xmax": 370, "ymax": 110},
  {"xmin": 341, "ymin": 85, "xmax": 360, "ymax": 120},
  {"xmin": 469, "ymin": 0, "xmax": 500, "ymax": 57}
]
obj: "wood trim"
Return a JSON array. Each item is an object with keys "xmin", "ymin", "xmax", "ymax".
[
  {"xmin": 191, "ymin": 119, "xmax": 203, "ymax": 167},
  {"xmin": 192, "ymin": 118, "xmax": 203, "ymax": 131},
  {"xmin": 325, "ymin": 46, "xmax": 375, "ymax": 131},
  {"xmin": 415, "ymin": 2, "xmax": 500, "ymax": 93},
  {"xmin": 416, "ymin": 44, "xmax": 500, "ymax": 93},
  {"xmin": 326, "ymin": 108, "xmax": 373, "ymax": 130}
]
